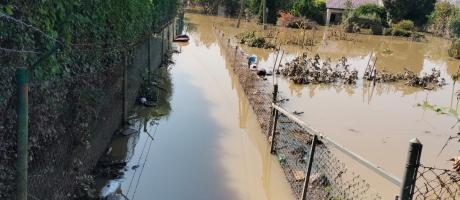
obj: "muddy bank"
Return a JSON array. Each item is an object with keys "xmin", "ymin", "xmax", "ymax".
[{"xmin": 0, "ymin": 22, "xmax": 176, "ymax": 199}]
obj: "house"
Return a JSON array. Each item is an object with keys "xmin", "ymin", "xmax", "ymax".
[{"xmin": 326, "ymin": 0, "xmax": 383, "ymax": 25}]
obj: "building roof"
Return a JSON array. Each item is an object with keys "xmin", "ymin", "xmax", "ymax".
[{"xmin": 326, "ymin": 0, "xmax": 381, "ymax": 10}]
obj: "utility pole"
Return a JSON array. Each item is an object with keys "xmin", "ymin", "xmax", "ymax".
[
  {"xmin": 236, "ymin": 0, "xmax": 244, "ymax": 28},
  {"xmin": 262, "ymin": 0, "xmax": 267, "ymax": 30},
  {"xmin": 16, "ymin": 67, "xmax": 29, "ymax": 200}
]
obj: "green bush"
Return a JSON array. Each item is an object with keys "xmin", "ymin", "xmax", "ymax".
[
  {"xmin": 393, "ymin": 20, "xmax": 415, "ymax": 31},
  {"xmin": 391, "ymin": 28, "xmax": 412, "ymax": 37},
  {"xmin": 384, "ymin": 27, "xmax": 425, "ymax": 40},
  {"xmin": 354, "ymin": 4, "xmax": 387, "ymax": 26},
  {"xmin": 383, "ymin": 28, "xmax": 392, "ymax": 35},
  {"xmin": 370, "ymin": 22, "xmax": 383, "ymax": 35},
  {"xmin": 428, "ymin": 2, "xmax": 458, "ymax": 37},
  {"xmin": 291, "ymin": 0, "xmax": 326, "ymax": 24},
  {"xmin": 342, "ymin": 13, "xmax": 382, "ymax": 35},
  {"xmin": 449, "ymin": 38, "xmax": 460, "ymax": 59},
  {"xmin": 449, "ymin": 15, "xmax": 460, "ymax": 38}
]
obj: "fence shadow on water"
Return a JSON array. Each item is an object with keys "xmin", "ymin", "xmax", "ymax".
[{"xmin": 213, "ymin": 25, "xmax": 460, "ymax": 200}]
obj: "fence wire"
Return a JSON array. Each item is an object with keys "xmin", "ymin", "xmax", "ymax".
[
  {"xmin": 215, "ymin": 26, "xmax": 273, "ymax": 136},
  {"xmin": 274, "ymin": 112, "xmax": 382, "ymax": 200},
  {"xmin": 215, "ymin": 26, "xmax": 382, "ymax": 200},
  {"xmin": 413, "ymin": 165, "xmax": 460, "ymax": 200}
]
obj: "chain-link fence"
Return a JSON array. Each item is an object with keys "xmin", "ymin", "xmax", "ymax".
[
  {"xmin": 214, "ymin": 26, "xmax": 388, "ymax": 199},
  {"xmin": 212, "ymin": 25, "xmax": 460, "ymax": 200},
  {"xmin": 413, "ymin": 165, "xmax": 460, "ymax": 200}
]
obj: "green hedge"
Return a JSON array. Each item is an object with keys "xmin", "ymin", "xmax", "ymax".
[
  {"xmin": 343, "ymin": 13, "xmax": 383, "ymax": 35},
  {"xmin": 1, "ymin": 0, "xmax": 178, "ymax": 79}
]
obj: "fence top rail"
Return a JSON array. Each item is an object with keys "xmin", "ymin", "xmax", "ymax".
[{"xmin": 272, "ymin": 103, "xmax": 403, "ymax": 187}]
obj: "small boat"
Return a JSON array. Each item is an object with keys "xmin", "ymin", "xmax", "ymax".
[{"xmin": 173, "ymin": 34, "xmax": 190, "ymax": 42}]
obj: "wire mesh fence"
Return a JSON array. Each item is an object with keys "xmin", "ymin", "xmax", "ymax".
[
  {"xmin": 273, "ymin": 111, "xmax": 383, "ymax": 200},
  {"xmin": 413, "ymin": 165, "xmax": 460, "ymax": 200},
  {"xmin": 0, "ymin": 20, "xmax": 177, "ymax": 199},
  {"xmin": 215, "ymin": 26, "xmax": 273, "ymax": 136},
  {"xmin": 214, "ymin": 26, "xmax": 384, "ymax": 200}
]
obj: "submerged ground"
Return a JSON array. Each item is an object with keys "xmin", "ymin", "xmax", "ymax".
[
  {"xmin": 97, "ymin": 13, "xmax": 460, "ymax": 199},
  {"xmin": 191, "ymin": 13, "xmax": 460, "ymax": 198},
  {"xmin": 97, "ymin": 14, "xmax": 295, "ymax": 200}
]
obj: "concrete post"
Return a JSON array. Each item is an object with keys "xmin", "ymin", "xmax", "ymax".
[
  {"xmin": 301, "ymin": 134, "xmax": 318, "ymax": 200},
  {"xmin": 269, "ymin": 109, "xmax": 278, "ymax": 154},
  {"xmin": 400, "ymin": 138, "xmax": 423, "ymax": 200}
]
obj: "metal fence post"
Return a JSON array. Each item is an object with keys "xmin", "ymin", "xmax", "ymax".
[
  {"xmin": 269, "ymin": 109, "xmax": 278, "ymax": 154},
  {"xmin": 300, "ymin": 134, "xmax": 317, "ymax": 200},
  {"xmin": 161, "ymin": 29, "xmax": 164, "ymax": 63},
  {"xmin": 272, "ymin": 84, "xmax": 278, "ymax": 103},
  {"xmin": 16, "ymin": 67, "xmax": 29, "ymax": 200},
  {"xmin": 400, "ymin": 138, "xmax": 423, "ymax": 200},
  {"xmin": 122, "ymin": 54, "xmax": 128, "ymax": 125},
  {"xmin": 148, "ymin": 36, "xmax": 152, "ymax": 83}
]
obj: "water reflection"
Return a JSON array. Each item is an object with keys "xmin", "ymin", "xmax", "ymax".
[{"xmin": 95, "ymin": 67, "xmax": 173, "ymax": 199}]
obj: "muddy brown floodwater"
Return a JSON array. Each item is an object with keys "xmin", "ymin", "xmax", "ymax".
[
  {"xmin": 97, "ymin": 14, "xmax": 296, "ymax": 200},
  {"xmin": 202, "ymin": 13, "xmax": 460, "ymax": 199}
]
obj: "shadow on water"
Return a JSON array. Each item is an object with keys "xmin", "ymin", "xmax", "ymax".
[{"xmin": 96, "ymin": 66, "xmax": 240, "ymax": 200}]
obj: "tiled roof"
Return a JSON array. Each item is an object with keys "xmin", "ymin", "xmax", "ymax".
[{"xmin": 326, "ymin": 0, "xmax": 381, "ymax": 9}]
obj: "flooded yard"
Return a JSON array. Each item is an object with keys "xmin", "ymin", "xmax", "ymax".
[
  {"xmin": 97, "ymin": 14, "xmax": 295, "ymax": 200},
  {"xmin": 193, "ymin": 13, "xmax": 460, "ymax": 198}
]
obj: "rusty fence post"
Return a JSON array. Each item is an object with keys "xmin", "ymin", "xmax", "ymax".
[
  {"xmin": 400, "ymin": 138, "xmax": 423, "ymax": 200},
  {"xmin": 300, "ymin": 134, "xmax": 318, "ymax": 200},
  {"xmin": 16, "ymin": 67, "xmax": 29, "ymax": 200}
]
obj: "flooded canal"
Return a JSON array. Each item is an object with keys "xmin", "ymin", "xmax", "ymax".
[
  {"xmin": 191, "ymin": 13, "xmax": 460, "ymax": 199},
  {"xmin": 97, "ymin": 14, "xmax": 295, "ymax": 200}
]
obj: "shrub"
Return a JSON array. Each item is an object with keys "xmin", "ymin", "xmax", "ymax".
[
  {"xmin": 392, "ymin": 20, "xmax": 415, "ymax": 31},
  {"xmin": 384, "ymin": 27, "xmax": 425, "ymax": 40},
  {"xmin": 383, "ymin": 28, "xmax": 392, "ymax": 35},
  {"xmin": 449, "ymin": 38, "xmax": 460, "ymax": 59},
  {"xmin": 391, "ymin": 28, "xmax": 412, "ymax": 37},
  {"xmin": 291, "ymin": 0, "xmax": 326, "ymax": 24},
  {"xmin": 428, "ymin": 2, "xmax": 457, "ymax": 37},
  {"xmin": 449, "ymin": 15, "xmax": 460, "ymax": 38},
  {"xmin": 277, "ymin": 11, "xmax": 315, "ymax": 28},
  {"xmin": 370, "ymin": 22, "xmax": 383, "ymax": 35},
  {"xmin": 354, "ymin": 4, "xmax": 387, "ymax": 26},
  {"xmin": 342, "ymin": 13, "xmax": 382, "ymax": 34},
  {"xmin": 236, "ymin": 31, "xmax": 276, "ymax": 49}
]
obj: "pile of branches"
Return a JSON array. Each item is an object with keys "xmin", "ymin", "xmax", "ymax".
[
  {"xmin": 364, "ymin": 67, "xmax": 446, "ymax": 89},
  {"xmin": 280, "ymin": 53, "xmax": 359, "ymax": 84},
  {"xmin": 281, "ymin": 54, "xmax": 446, "ymax": 89}
]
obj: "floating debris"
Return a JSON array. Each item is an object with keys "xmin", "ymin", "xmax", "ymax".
[
  {"xmin": 281, "ymin": 54, "xmax": 358, "ymax": 85},
  {"xmin": 364, "ymin": 67, "xmax": 446, "ymax": 89},
  {"xmin": 120, "ymin": 128, "xmax": 139, "ymax": 136},
  {"xmin": 293, "ymin": 111, "xmax": 304, "ymax": 115},
  {"xmin": 282, "ymin": 53, "xmax": 446, "ymax": 89}
]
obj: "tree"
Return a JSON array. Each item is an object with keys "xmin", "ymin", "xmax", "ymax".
[
  {"xmin": 190, "ymin": 0, "xmax": 222, "ymax": 14},
  {"xmin": 291, "ymin": 0, "xmax": 326, "ymax": 23},
  {"xmin": 383, "ymin": 0, "xmax": 436, "ymax": 26}
]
